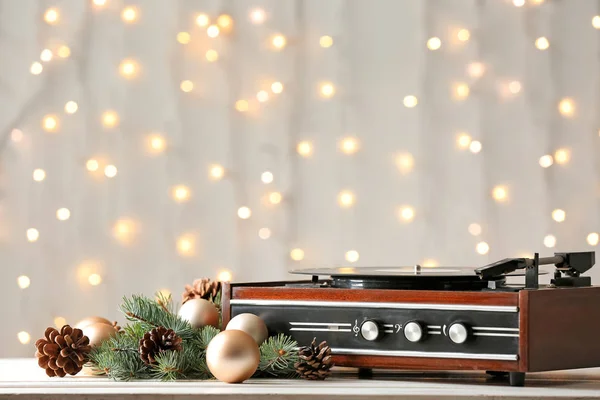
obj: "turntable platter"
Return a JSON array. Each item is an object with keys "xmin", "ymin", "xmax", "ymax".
[{"xmin": 290, "ymin": 266, "xmax": 505, "ymax": 290}]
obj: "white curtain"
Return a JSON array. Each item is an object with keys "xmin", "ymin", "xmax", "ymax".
[{"xmin": 0, "ymin": 0, "xmax": 598, "ymax": 357}]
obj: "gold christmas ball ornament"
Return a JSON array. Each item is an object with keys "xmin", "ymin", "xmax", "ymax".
[
  {"xmin": 81, "ymin": 322, "xmax": 118, "ymax": 347},
  {"xmin": 225, "ymin": 313, "xmax": 268, "ymax": 345},
  {"xmin": 177, "ymin": 298, "xmax": 219, "ymax": 329},
  {"xmin": 74, "ymin": 316, "xmax": 112, "ymax": 330},
  {"xmin": 206, "ymin": 330, "xmax": 260, "ymax": 383}
]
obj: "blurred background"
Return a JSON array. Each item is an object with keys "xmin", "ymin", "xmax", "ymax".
[{"xmin": 1, "ymin": 0, "xmax": 599, "ymax": 357}]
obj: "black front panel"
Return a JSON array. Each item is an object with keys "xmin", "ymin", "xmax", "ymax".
[{"xmin": 231, "ymin": 303, "xmax": 519, "ymax": 358}]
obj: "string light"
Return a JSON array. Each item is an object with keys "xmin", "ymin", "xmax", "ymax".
[
  {"xmin": 558, "ymin": 98, "xmax": 575, "ymax": 117},
  {"xmin": 56, "ymin": 208, "xmax": 71, "ymax": 221},
  {"xmin": 57, "ymin": 45, "xmax": 70, "ymax": 58},
  {"xmin": 320, "ymin": 36, "xmax": 333, "ymax": 48},
  {"xmin": 148, "ymin": 134, "xmax": 166, "ymax": 154},
  {"xmin": 453, "ymin": 83, "xmax": 470, "ymax": 100},
  {"xmin": 268, "ymin": 192, "xmax": 283, "ymax": 205},
  {"xmin": 32, "ymin": 169, "xmax": 46, "ymax": 182},
  {"xmin": 552, "ymin": 209, "xmax": 566, "ymax": 222},
  {"xmin": 319, "ymin": 82, "xmax": 335, "ymax": 98},
  {"xmin": 271, "ymin": 34, "xmax": 286, "ymax": 50},
  {"xmin": 403, "ymin": 95, "xmax": 418, "ymax": 108},
  {"xmin": 543, "ymin": 234, "xmax": 556, "ymax": 248},
  {"xmin": 104, "ymin": 165, "xmax": 118, "ymax": 178},
  {"xmin": 469, "ymin": 140, "xmax": 482, "ymax": 153},
  {"xmin": 217, "ymin": 14, "xmax": 233, "ymax": 31},
  {"xmin": 476, "ymin": 242, "xmax": 490, "ymax": 255},
  {"xmin": 217, "ymin": 270, "xmax": 232, "ymax": 282},
  {"xmin": 396, "ymin": 152, "xmax": 414, "ymax": 174},
  {"xmin": 64, "ymin": 101, "xmax": 78, "ymax": 114},
  {"xmin": 531, "ymin": 0, "xmax": 544, "ymax": 4},
  {"xmin": 297, "ymin": 141, "xmax": 313, "ymax": 157},
  {"xmin": 261, "ymin": 171, "xmax": 274, "ymax": 184},
  {"xmin": 340, "ymin": 137, "xmax": 359, "ymax": 154},
  {"xmin": 42, "ymin": 115, "xmax": 58, "ymax": 132},
  {"xmin": 539, "ymin": 155, "xmax": 554, "ymax": 168},
  {"xmin": 345, "ymin": 250, "xmax": 360, "ymax": 263},
  {"xmin": 88, "ymin": 273, "xmax": 102, "ymax": 286},
  {"xmin": 256, "ymin": 90, "xmax": 269, "ymax": 102},
  {"xmin": 457, "ymin": 133, "xmax": 472, "ymax": 149},
  {"xmin": 457, "ymin": 29, "xmax": 470, "ymax": 42},
  {"xmin": 44, "ymin": 8, "xmax": 59, "ymax": 24},
  {"xmin": 102, "ymin": 111, "xmax": 119, "ymax": 128},
  {"xmin": 593, "ymin": 16, "xmax": 600, "ymax": 29},
  {"xmin": 258, "ymin": 228, "xmax": 271, "ymax": 239},
  {"xmin": 587, "ymin": 232, "xmax": 599, "ymax": 246},
  {"xmin": 554, "ymin": 148, "xmax": 570, "ymax": 165},
  {"xmin": 177, "ymin": 32, "xmax": 191, "ymax": 44},
  {"xmin": 398, "ymin": 206, "xmax": 415, "ymax": 222},
  {"xmin": 176, "ymin": 235, "xmax": 195, "ymax": 256},
  {"xmin": 93, "ymin": 0, "xmax": 107, "ymax": 7},
  {"xmin": 121, "ymin": 7, "xmax": 137, "ymax": 23},
  {"xmin": 11, "ymin": 129, "xmax": 23, "ymax": 143},
  {"xmin": 535, "ymin": 37, "xmax": 549, "ymax": 50},
  {"xmin": 468, "ymin": 223, "xmax": 482, "ymax": 236},
  {"xmin": 422, "ymin": 259, "xmax": 438, "ymax": 267},
  {"xmin": 508, "ymin": 81, "xmax": 522, "ymax": 94},
  {"xmin": 238, "ymin": 206, "xmax": 252, "ymax": 219},
  {"xmin": 157, "ymin": 289, "xmax": 171, "ymax": 300},
  {"xmin": 427, "ymin": 37, "xmax": 441, "ymax": 50},
  {"xmin": 290, "ymin": 248, "xmax": 304, "ymax": 261},
  {"xmin": 492, "ymin": 186, "xmax": 508, "ymax": 202},
  {"xmin": 513, "ymin": 0, "xmax": 525, "ymax": 6},
  {"xmin": 40, "ymin": 49, "xmax": 53, "ymax": 62},
  {"xmin": 338, "ymin": 191, "xmax": 355, "ymax": 208},
  {"xmin": 196, "ymin": 14, "xmax": 210, "ymax": 27},
  {"xmin": 53, "ymin": 317, "xmax": 67, "ymax": 328},
  {"xmin": 467, "ymin": 62, "xmax": 485, "ymax": 79},
  {"xmin": 17, "ymin": 275, "xmax": 31, "ymax": 289},
  {"xmin": 30, "ymin": 62, "xmax": 43, "ymax": 75},
  {"xmin": 249, "ymin": 8, "xmax": 266, "ymax": 24},
  {"xmin": 119, "ymin": 59, "xmax": 138, "ymax": 78},
  {"xmin": 113, "ymin": 219, "xmax": 135, "ymax": 243},
  {"xmin": 207, "ymin": 25, "xmax": 220, "ymax": 38},
  {"xmin": 26, "ymin": 228, "xmax": 39, "ymax": 242},
  {"xmin": 209, "ymin": 165, "xmax": 225, "ymax": 180},
  {"xmin": 86, "ymin": 159, "xmax": 99, "ymax": 172},
  {"xmin": 17, "ymin": 332, "xmax": 31, "ymax": 345},
  {"xmin": 235, "ymin": 100, "xmax": 249, "ymax": 112},
  {"xmin": 271, "ymin": 82, "xmax": 283, "ymax": 94},
  {"xmin": 205, "ymin": 50, "xmax": 219, "ymax": 62},
  {"xmin": 180, "ymin": 80, "xmax": 194, "ymax": 93},
  {"xmin": 172, "ymin": 185, "xmax": 191, "ymax": 202}
]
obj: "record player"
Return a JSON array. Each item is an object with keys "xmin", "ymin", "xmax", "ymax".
[{"xmin": 221, "ymin": 251, "xmax": 600, "ymax": 386}]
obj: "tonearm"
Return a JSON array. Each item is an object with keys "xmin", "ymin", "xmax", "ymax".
[{"xmin": 475, "ymin": 251, "xmax": 595, "ymax": 289}]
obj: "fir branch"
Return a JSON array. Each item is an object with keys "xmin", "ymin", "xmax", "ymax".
[
  {"xmin": 89, "ymin": 328, "xmax": 149, "ymax": 381},
  {"xmin": 258, "ymin": 334, "xmax": 299, "ymax": 377},
  {"xmin": 120, "ymin": 294, "xmax": 196, "ymax": 340}
]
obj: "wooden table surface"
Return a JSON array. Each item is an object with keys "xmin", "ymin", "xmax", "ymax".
[{"xmin": 2, "ymin": 359, "xmax": 600, "ymax": 399}]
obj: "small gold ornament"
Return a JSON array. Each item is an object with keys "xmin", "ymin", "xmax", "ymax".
[
  {"xmin": 81, "ymin": 322, "xmax": 118, "ymax": 347},
  {"xmin": 225, "ymin": 313, "xmax": 268, "ymax": 345},
  {"xmin": 74, "ymin": 316, "xmax": 112, "ymax": 330},
  {"xmin": 177, "ymin": 298, "xmax": 219, "ymax": 329},
  {"xmin": 206, "ymin": 330, "xmax": 259, "ymax": 383}
]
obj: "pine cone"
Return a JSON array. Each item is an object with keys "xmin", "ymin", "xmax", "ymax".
[
  {"xmin": 294, "ymin": 338, "xmax": 334, "ymax": 380},
  {"xmin": 182, "ymin": 278, "xmax": 221, "ymax": 304},
  {"xmin": 35, "ymin": 325, "xmax": 91, "ymax": 377},
  {"xmin": 139, "ymin": 326, "xmax": 183, "ymax": 365}
]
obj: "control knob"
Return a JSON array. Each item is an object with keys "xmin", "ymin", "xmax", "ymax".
[
  {"xmin": 448, "ymin": 322, "xmax": 469, "ymax": 344},
  {"xmin": 403, "ymin": 321, "xmax": 425, "ymax": 343},
  {"xmin": 360, "ymin": 320, "xmax": 382, "ymax": 341}
]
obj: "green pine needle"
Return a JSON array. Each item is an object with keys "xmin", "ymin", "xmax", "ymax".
[
  {"xmin": 258, "ymin": 333, "xmax": 299, "ymax": 377},
  {"xmin": 89, "ymin": 293, "xmax": 299, "ymax": 381}
]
